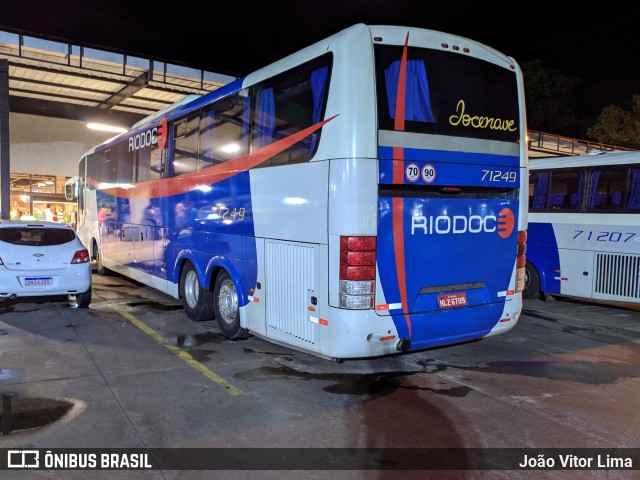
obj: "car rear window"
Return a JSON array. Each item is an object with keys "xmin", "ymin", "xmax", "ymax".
[{"xmin": 0, "ymin": 227, "xmax": 76, "ymax": 246}]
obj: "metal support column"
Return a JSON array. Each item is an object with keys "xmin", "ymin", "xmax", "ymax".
[{"xmin": 0, "ymin": 59, "xmax": 10, "ymax": 220}]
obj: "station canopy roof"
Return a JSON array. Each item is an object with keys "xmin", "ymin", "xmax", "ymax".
[{"xmin": 0, "ymin": 30, "xmax": 236, "ymax": 127}]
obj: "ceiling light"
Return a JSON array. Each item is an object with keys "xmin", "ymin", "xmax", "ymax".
[{"xmin": 87, "ymin": 122, "xmax": 127, "ymax": 134}]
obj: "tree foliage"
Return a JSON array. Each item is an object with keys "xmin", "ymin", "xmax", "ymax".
[
  {"xmin": 521, "ymin": 60, "xmax": 580, "ymax": 135},
  {"xmin": 587, "ymin": 95, "xmax": 640, "ymax": 148}
]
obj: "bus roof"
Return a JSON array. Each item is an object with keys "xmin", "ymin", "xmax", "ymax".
[
  {"xmin": 82, "ymin": 23, "xmax": 518, "ymax": 158},
  {"xmin": 530, "ymin": 151, "xmax": 640, "ymax": 170}
]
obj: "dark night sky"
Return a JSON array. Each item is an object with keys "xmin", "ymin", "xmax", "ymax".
[{"xmin": 1, "ymin": 0, "xmax": 639, "ymax": 132}]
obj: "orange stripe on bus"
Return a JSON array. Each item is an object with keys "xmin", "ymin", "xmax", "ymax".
[{"xmin": 101, "ymin": 115, "xmax": 338, "ymax": 200}]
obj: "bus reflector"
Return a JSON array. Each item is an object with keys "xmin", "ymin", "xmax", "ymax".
[
  {"xmin": 340, "ymin": 236, "xmax": 376, "ymax": 309},
  {"xmin": 515, "ymin": 230, "xmax": 527, "ymax": 292}
]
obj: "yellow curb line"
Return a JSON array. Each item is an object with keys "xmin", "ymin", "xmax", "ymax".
[{"xmin": 114, "ymin": 308, "xmax": 244, "ymax": 396}]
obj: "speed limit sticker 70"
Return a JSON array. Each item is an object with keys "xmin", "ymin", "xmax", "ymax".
[
  {"xmin": 422, "ymin": 164, "xmax": 436, "ymax": 183},
  {"xmin": 405, "ymin": 163, "xmax": 420, "ymax": 182}
]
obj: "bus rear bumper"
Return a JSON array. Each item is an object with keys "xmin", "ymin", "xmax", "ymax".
[{"xmin": 326, "ymin": 297, "xmax": 522, "ymax": 359}]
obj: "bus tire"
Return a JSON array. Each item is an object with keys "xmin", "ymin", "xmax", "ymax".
[
  {"xmin": 523, "ymin": 261, "xmax": 541, "ymax": 299},
  {"xmin": 179, "ymin": 262, "xmax": 215, "ymax": 322},
  {"xmin": 214, "ymin": 270, "xmax": 249, "ymax": 339},
  {"xmin": 94, "ymin": 242, "xmax": 110, "ymax": 276},
  {"xmin": 75, "ymin": 289, "xmax": 92, "ymax": 308}
]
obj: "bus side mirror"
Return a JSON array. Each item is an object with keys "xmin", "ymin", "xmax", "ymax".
[
  {"xmin": 65, "ymin": 183, "xmax": 76, "ymax": 201},
  {"xmin": 65, "ymin": 177, "xmax": 79, "ymax": 201}
]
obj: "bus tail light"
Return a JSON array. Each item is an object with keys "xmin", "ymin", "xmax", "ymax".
[
  {"xmin": 515, "ymin": 231, "xmax": 527, "ymax": 292},
  {"xmin": 339, "ymin": 236, "xmax": 376, "ymax": 309}
]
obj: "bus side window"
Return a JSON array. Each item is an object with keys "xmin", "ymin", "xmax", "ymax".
[
  {"xmin": 627, "ymin": 168, "xmax": 640, "ymax": 211},
  {"xmin": 250, "ymin": 54, "xmax": 332, "ymax": 167},
  {"xmin": 549, "ymin": 170, "xmax": 584, "ymax": 210},
  {"xmin": 199, "ymin": 93, "xmax": 249, "ymax": 170},
  {"xmin": 171, "ymin": 115, "xmax": 199, "ymax": 176},
  {"xmin": 530, "ymin": 172, "xmax": 549, "ymax": 210},
  {"xmin": 87, "ymin": 150, "xmax": 115, "ymax": 185},
  {"xmin": 115, "ymin": 143, "xmax": 134, "ymax": 185},
  {"xmin": 588, "ymin": 167, "xmax": 628, "ymax": 211}
]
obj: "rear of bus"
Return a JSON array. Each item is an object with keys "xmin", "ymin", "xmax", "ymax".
[{"xmin": 331, "ymin": 26, "xmax": 527, "ymax": 357}]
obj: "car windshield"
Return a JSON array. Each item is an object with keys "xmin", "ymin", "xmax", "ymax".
[{"xmin": 0, "ymin": 227, "xmax": 75, "ymax": 246}]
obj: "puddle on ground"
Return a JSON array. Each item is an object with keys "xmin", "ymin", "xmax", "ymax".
[
  {"xmin": 234, "ymin": 365, "xmax": 471, "ymax": 398},
  {"xmin": 0, "ymin": 397, "xmax": 74, "ymax": 434},
  {"xmin": 189, "ymin": 349, "xmax": 217, "ymax": 362},
  {"xmin": 169, "ymin": 331, "xmax": 227, "ymax": 347},
  {"xmin": 125, "ymin": 301, "xmax": 183, "ymax": 311},
  {"xmin": 243, "ymin": 347, "xmax": 288, "ymax": 356},
  {"xmin": 422, "ymin": 359, "xmax": 640, "ymax": 385},
  {"xmin": 0, "ymin": 306, "xmax": 41, "ymax": 314},
  {"xmin": 521, "ymin": 309, "xmax": 558, "ymax": 322}
]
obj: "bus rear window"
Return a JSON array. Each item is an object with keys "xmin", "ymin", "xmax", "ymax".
[{"xmin": 375, "ymin": 45, "xmax": 520, "ymax": 142}]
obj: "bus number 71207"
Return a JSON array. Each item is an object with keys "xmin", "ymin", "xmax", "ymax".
[{"xmin": 572, "ymin": 230, "xmax": 637, "ymax": 243}]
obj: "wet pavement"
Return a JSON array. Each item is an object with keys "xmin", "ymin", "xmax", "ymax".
[{"xmin": 0, "ymin": 273, "xmax": 639, "ymax": 479}]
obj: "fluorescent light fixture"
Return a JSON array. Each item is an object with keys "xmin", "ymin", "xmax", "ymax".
[{"xmin": 87, "ymin": 122, "xmax": 127, "ymax": 134}]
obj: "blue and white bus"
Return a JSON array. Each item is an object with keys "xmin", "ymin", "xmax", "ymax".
[
  {"xmin": 526, "ymin": 152, "xmax": 640, "ymax": 304},
  {"xmin": 74, "ymin": 24, "xmax": 528, "ymax": 359}
]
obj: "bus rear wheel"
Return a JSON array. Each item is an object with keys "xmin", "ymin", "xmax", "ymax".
[
  {"xmin": 523, "ymin": 261, "xmax": 541, "ymax": 299},
  {"xmin": 214, "ymin": 271, "xmax": 249, "ymax": 339},
  {"xmin": 93, "ymin": 241, "xmax": 110, "ymax": 276},
  {"xmin": 179, "ymin": 262, "xmax": 215, "ymax": 322}
]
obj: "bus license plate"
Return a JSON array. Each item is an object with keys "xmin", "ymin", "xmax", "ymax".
[
  {"xmin": 25, "ymin": 277, "xmax": 53, "ymax": 286},
  {"xmin": 438, "ymin": 292, "xmax": 467, "ymax": 309}
]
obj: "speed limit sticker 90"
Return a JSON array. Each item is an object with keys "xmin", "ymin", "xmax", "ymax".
[
  {"xmin": 405, "ymin": 163, "xmax": 420, "ymax": 182},
  {"xmin": 422, "ymin": 164, "xmax": 436, "ymax": 183}
]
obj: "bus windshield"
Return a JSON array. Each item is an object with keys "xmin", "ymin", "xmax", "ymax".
[{"xmin": 375, "ymin": 45, "xmax": 520, "ymax": 143}]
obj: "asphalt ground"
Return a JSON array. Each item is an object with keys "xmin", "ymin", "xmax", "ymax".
[{"xmin": 0, "ymin": 273, "xmax": 639, "ymax": 480}]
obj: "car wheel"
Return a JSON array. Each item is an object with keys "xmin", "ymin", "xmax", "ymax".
[
  {"xmin": 214, "ymin": 270, "xmax": 249, "ymax": 339},
  {"xmin": 179, "ymin": 262, "xmax": 215, "ymax": 322},
  {"xmin": 523, "ymin": 261, "xmax": 541, "ymax": 299},
  {"xmin": 76, "ymin": 289, "xmax": 91, "ymax": 308}
]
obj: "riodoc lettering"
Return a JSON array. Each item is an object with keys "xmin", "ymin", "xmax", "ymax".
[
  {"xmin": 411, "ymin": 208, "xmax": 515, "ymax": 238},
  {"xmin": 411, "ymin": 214, "xmax": 497, "ymax": 235},
  {"xmin": 128, "ymin": 118, "xmax": 167, "ymax": 152},
  {"xmin": 128, "ymin": 127, "xmax": 158, "ymax": 152},
  {"xmin": 449, "ymin": 100, "xmax": 517, "ymax": 132}
]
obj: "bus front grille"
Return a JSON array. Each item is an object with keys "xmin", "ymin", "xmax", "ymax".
[{"xmin": 594, "ymin": 253, "xmax": 640, "ymax": 300}]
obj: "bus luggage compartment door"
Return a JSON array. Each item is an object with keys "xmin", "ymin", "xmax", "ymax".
[{"xmin": 264, "ymin": 239, "xmax": 326, "ymax": 354}]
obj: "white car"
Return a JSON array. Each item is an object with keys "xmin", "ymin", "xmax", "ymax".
[{"xmin": 0, "ymin": 220, "xmax": 92, "ymax": 307}]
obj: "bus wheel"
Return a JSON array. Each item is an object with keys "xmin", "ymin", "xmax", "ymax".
[
  {"xmin": 179, "ymin": 262, "xmax": 215, "ymax": 322},
  {"xmin": 523, "ymin": 261, "xmax": 541, "ymax": 299},
  {"xmin": 95, "ymin": 246, "xmax": 110, "ymax": 276},
  {"xmin": 214, "ymin": 271, "xmax": 249, "ymax": 339}
]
